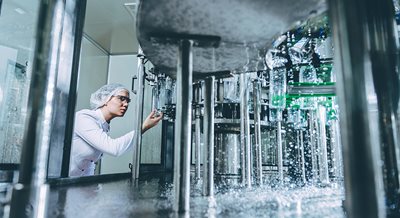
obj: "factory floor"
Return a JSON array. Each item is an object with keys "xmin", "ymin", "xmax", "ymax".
[{"xmin": 47, "ymin": 173, "xmax": 345, "ymax": 218}]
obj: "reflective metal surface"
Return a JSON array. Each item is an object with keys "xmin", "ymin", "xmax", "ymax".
[
  {"xmin": 4, "ymin": 0, "xmax": 400, "ymax": 217},
  {"xmin": 49, "ymin": 0, "xmax": 87, "ymax": 178},
  {"xmin": 239, "ymin": 74, "xmax": 251, "ymax": 187},
  {"xmin": 9, "ymin": 0, "xmax": 71, "ymax": 217},
  {"xmin": 329, "ymin": 0, "xmax": 400, "ymax": 217},
  {"xmin": 136, "ymin": 0, "xmax": 327, "ymax": 75},
  {"xmin": 252, "ymin": 80, "xmax": 263, "ymax": 186},
  {"xmin": 132, "ymin": 47, "xmax": 146, "ymax": 180},
  {"xmin": 173, "ymin": 40, "xmax": 193, "ymax": 212},
  {"xmin": 193, "ymin": 84, "xmax": 202, "ymax": 180},
  {"xmin": 203, "ymin": 76, "xmax": 215, "ymax": 196}
]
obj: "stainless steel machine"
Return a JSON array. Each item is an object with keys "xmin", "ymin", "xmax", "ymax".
[
  {"xmin": 3, "ymin": 0, "xmax": 400, "ymax": 217},
  {"xmin": 134, "ymin": 0, "xmax": 345, "ymax": 212},
  {"xmin": 134, "ymin": 0, "xmax": 400, "ymax": 217}
]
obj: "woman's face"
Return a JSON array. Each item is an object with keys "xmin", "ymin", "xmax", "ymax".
[{"xmin": 105, "ymin": 90, "xmax": 130, "ymax": 118}]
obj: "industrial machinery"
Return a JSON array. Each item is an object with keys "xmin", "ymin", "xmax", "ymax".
[
  {"xmin": 2, "ymin": 0, "xmax": 400, "ymax": 217},
  {"xmin": 140, "ymin": 12, "xmax": 342, "ymax": 190},
  {"xmin": 133, "ymin": 1, "xmax": 400, "ymax": 217}
]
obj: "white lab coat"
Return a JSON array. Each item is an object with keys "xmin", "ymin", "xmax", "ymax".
[{"xmin": 69, "ymin": 109, "xmax": 136, "ymax": 177}]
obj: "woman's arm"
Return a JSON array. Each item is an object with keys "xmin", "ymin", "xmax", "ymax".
[{"xmin": 74, "ymin": 113, "xmax": 135, "ymax": 156}]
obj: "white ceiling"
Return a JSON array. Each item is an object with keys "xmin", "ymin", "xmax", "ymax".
[
  {"xmin": 0, "ymin": 0, "xmax": 139, "ymax": 63},
  {"xmin": 84, "ymin": 0, "xmax": 139, "ymax": 54}
]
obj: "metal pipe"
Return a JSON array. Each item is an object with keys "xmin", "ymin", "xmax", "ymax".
[
  {"xmin": 277, "ymin": 121, "xmax": 283, "ymax": 184},
  {"xmin": 203, "ymin": 76, "xmax": 215, "ymax": 196},
  {"xmin": 239, "ymin": 73, "xmax": 251, "ymax": 187},
  {"xmin": 300, "ymin": 130, "xmax": 306, "ymax": 184},
  {"xmin": 309, "ymin": 110, "xmax": 318, "ymax": 183},
  {"xmin": 9, "ymin": 0, "xmax": 66, "ymax": 217},
  {"xmin": 334, "ymin": 119, "xmax": 344, "ymax": 179},
  {"xmin": 328, "ymin": 0, "xmax": 400, "ymax": 216},
  {"xmin": 252, "ymin": 80, "xmax": 263, "ymax": 186},
  {"xmin": 317, "ymin": 104, "xmax": 329, "ymax": 185},
  {"xmin": 329, "ymin": 119, "xmax": 341, "ymax": 181},
  {"xmin": 173, "ymin": 39, "xmax": 193, "ymax": 212},
  {"xmin": 131, "ymin": 46, "xmax": 147, "ymax": 180},
  {"xmin": 194, "ymin": 83, "xmax": 202, "ymax": 180}
]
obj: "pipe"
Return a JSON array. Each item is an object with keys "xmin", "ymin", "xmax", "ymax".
[
  {"xmin": 203, "ymin": 76, "xmax": 215, "ymax": 196},
  {"xmin": 239, "ymin": 73, "xmax": 251, "ymax": 187},
  {"xmin": 329, "ymin": 119, "xmax": 341, "ymax": 181},
  {"xmin": 334, "ymin": 119, "xmax": 344, "ymax": 179},
  {"xmin": 194, "ymin": 83, "xmax": 202, "ymax": 180},
  {"xmin": 277, "ymin": 121, "xmax": 283, "ymax": 184},
  {"xmin": 253, "ymin": 80, "xmax": 263, "ymax": 186},
  {"xmin": 9, "ymin": 0, "xmax": 66, "ymax": 217},
  {"xmin": 173, "ymin": 39, "xmax": 193, "ymax": 212},
  {"xmin": 131, "ymin": 46, "xmax": 146, "ymax": 180},
  {"xmin": 300, "ymin": 129, "xmax": 306, "ymax": 184},
  {"xmin": 309, "ymin": 110, "xmax": 318, "ymax": 183},
  {"xmin": 317, "ymin": 104, "xmax": 329, "ymax": 185}
]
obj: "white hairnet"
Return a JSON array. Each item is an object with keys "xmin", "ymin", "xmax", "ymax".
[{"xmin": 90, "ymin": 83, "xmax": 129, "ymax": 109}]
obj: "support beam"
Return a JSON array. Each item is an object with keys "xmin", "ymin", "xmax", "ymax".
[
  {"xmin": 131, "ymin": 46, "xmax": 147, "ymax": 180},
  {"xmin": 203, "ymin": 76, "xmax": 215, "ymax": 196},
  {"xmin": 9, "ymin": 0, "xmax": 72, "ymax": 217},
  {"xmin": 174, "ymin": 39, "xmax": 193, "ymax": 212},
  {"xmin": 329, "ymin": 0, "xmax": 400, "ymax": 216}
]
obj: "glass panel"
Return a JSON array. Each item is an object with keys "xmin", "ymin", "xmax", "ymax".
[{"xmin": 0, "ymin": 1, "xmax": 39, "ymax": 163}]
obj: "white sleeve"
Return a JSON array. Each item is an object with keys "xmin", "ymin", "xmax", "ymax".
[{"xmin": 74, "ymin": 113, "xmax": 136, "ymax": 156}]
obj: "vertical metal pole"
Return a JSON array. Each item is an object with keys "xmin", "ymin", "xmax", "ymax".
[
  {"xmin": 300, "ymin": 130, "xmax": 306, "ymax": 184},
  {"xmin": 132, "ymin": 46, "xmax": 146, "ymax": 180},
  {"xmin": 317, "ymin": 104, "xmax": 329, "ymax": 185},
  {"xmin": 194, "ymin": 83, "xmax": 202, "ymax": 180},
  {"xmin": 329, "ymin": 119, "xmax": 341, "ymax": 181},
  {"xmin": 328, "ymin": 0, "xmax": 400, "ymax": 216},
  {"xmin": 277, "ymin": 121, "xmax": 283, "ymax": 183},
  {"xmin": 309, "ymin": 110, "xmax": 318, "ymax": 183},
  {"xmin": 240, "ymin": 73, "xmax": 251, "ymax": 187},
  {"xmin": 174, "ymin": 39, "xmax": 193, "ymax": 212},
  {"xmin": 334, "ymin": 120, "xmax": 344, "ymax": 179},
  {"xmin": 203, "ymin": 76, "xmax": 215, "ymax": 196},
  {"xmin": 253, "ymin": 80, "xmax": 263, "ymax": 186},
  {"xmin": 60, "ymin": 0, "xmax": 87, "ymax": 178},
  {"xmin": 240, "ymin": 74, "xmax": 246, "ymax": 185},
  {"xmin": 9, "ymin": 0, "xmax": 66, "ymax": 217}
]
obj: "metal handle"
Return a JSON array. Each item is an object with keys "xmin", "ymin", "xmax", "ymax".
[{"xmin": 132, "ymin": 76, "xmax": 137, "ymax": 94}]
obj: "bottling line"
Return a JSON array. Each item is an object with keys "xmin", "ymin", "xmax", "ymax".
[{"xmin": 0, "ymin": 0, "xmax": 400, "ymax": 217}]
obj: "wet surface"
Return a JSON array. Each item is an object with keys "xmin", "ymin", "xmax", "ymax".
[
  {"xmin": 136, "ymin": 0, "xmax": 327, "ymax": 75},
  {"xmin": 47, "ymin": 173, "xmax": 345, "ymax": 218}
]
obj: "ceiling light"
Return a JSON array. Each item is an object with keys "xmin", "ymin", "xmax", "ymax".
[{"xmin": 15, "ymin": 7, "xmax": 26, "ymax": 15}]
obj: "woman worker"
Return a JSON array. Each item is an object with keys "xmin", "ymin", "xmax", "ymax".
[{"xmin": 69, "ymin": 83, "xmax": 163, "ymax": 177}]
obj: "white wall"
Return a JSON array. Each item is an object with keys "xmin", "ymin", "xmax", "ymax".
[
  {"xmin": 101, "ymin": 54, "xmax": 137, "ymax": 174},
  {"xmin": 75, "ymin": 37, "xmax": 109, "ymax": 111}
]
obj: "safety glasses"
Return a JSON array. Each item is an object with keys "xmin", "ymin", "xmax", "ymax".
[{"xmin": 113, "ymin": 95, "xmax": 131, "ymax": 103}]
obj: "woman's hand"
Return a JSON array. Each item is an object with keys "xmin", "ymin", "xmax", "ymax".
[{"xmin": 141, "ymin": 110, "xmax": 163, "ymax": 133}]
